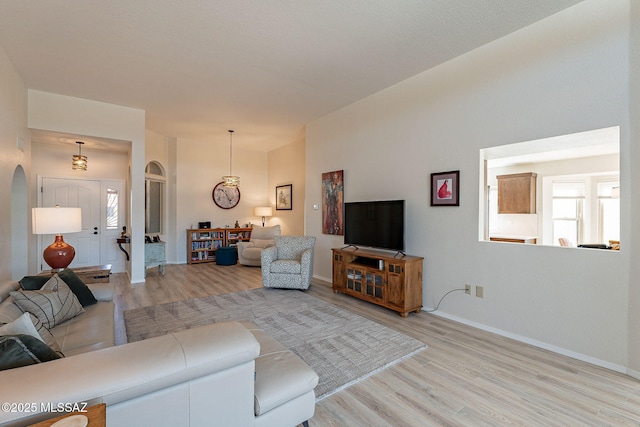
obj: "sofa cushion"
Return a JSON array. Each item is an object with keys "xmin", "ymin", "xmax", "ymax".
[
  {"xmin": 0, "ymin": 334, "xmax": 61, "ymax": 371},
  {"xmin": 51, "ymin": 301, "xmax": 115, "ymax": 356},
  {"xmin": 58, "ymin": 269, "xmax": 98, "ymax": 307},
  {"xmin": 10, "ymin": 275, "xmax": 85, "ymax": 329},
  {"xmin": 0, "ymin": 297, "xmax": 24, "ymax": 324},
  {"xmin": 18, "ymin": 275, "xmax": 50, "ymax": 290},
  {"xmin": 0, "ymin": 312, "xmax": 62, "ymax": 356}
]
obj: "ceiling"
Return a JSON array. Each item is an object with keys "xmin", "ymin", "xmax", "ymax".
[{"xmin": 0, "ymin": 0, "xmax": 584, "ymax": 152}]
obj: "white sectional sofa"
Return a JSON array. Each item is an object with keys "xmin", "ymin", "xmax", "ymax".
[{"xmin": 0, "ymin": 279, "xmax": 318, "ymax": 427}]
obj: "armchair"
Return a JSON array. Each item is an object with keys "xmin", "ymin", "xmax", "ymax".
[
  {"xmin": 261, "ymin": 236, "xmax": 316, "ymax": 290},
  {"xmin": 237, "ymin": 225, "xmax": 281, "ymax": 266}
]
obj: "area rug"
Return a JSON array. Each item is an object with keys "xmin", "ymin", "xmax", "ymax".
[{"xmin": 124, "ymin": 288, "xmax": 427, "ymax": 400}]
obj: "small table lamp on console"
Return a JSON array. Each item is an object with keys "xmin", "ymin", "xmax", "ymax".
[
  {"xmin": 254, "ymin": 206, "xmax": 272, "ymax": 227},
  {"xmin": 32, "ymin": 206, "xmax": 82, "ymax": 271}
]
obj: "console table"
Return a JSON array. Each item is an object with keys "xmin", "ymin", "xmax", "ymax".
[
  {"xmin": 145, "ymin": 242, "xmax": 166, "ymax": 277},
  {"xmin": 332, "ymin": 247, "xmax": 423, "ymax": 317}
]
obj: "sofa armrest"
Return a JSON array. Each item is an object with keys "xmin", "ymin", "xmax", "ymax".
[
  {"xmin": 86, "ymin": 282, "xmax": 113, "ymax": 302},
  {"xmin": 0, "ymin": 322, "xmax": 260, "ymax": 426},
  {"xmin": 236, "ymin": 241, "xmax": 255, "ymax": 254},
  {"xmin": 300, "ymin": 248, "xmax": 314, "ymax": 281}
]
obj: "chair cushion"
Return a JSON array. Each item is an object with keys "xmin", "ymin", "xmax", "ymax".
[
  {"xmin": 274, "ymin": 236, "xmax": 315, "ymax": 260},
  {"xmin": 269, "ymin": 260, "xmax": 301, "ymax": 274},
  {"xmin": 250, "ymin": 225, "xmax": 281, "ymax": 241},
  {"xmin": 243, "ymin": 247, "xmax": 263, "ymax": 261}
]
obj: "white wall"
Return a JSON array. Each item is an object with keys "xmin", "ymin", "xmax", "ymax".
[
  {"xmin": 306, "ymin": 0, "xmax": 633, "ymax": 370},
  {"xmin": 627, "ymin": 0, "xmax": 640, "ymax": 378},
  {"xmin": 174, "ymin": 137, "xmax": 269, "ymax": 264},
  {"xmin": 27, "ymin": 90, "xmax": 147, "ymax": 282},
  {"xmin": 0, "ymin": 45, "xmax": 29, "ymax": 281},
  {"xmin": 267, "ymin": 132, "xmax": 306, "ymax": 235}
]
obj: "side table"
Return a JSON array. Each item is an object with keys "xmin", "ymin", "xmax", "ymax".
[{"xmin": 27, "ymin": 403, "xmax": 105, "ymax": 427}]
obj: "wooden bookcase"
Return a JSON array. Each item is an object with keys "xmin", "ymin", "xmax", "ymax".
[
  {"xmin": 332, "ymin": 247, "xmax": 423, "ymax": 317},
  {"xmin": 225, "ymin": 227, "xmax": 252, "ymax": 246},
  {"xmin": 187, "ymin": 228, "xmax": 225, "ymax": 264},
  {"xmin": 186, "ymin": 227, "xmax": 252, "ymax": 264}
]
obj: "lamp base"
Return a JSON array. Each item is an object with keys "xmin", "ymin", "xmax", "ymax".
[{"xmin": 43, "ymin": 235, "xmax": 76, "ymax": 270}]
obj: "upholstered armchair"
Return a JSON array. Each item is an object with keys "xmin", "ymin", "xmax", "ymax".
[
  {"xmin": 261, "ymin": 236, "xmax": 316, "ymax": 290},
  {"xmin": 237, "ymin": 225, "xmax": 281, "ymax": 266}
]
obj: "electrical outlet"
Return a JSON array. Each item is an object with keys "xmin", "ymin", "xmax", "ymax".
[
  {"xmin": 476, "ymin": 285, "xmax": 484, "ymax": 298},
  {"xmin": 465, "ymin": 284, "xmax": 471, "ymax": 295}
]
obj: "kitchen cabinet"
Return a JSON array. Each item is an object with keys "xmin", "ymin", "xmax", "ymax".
[{"xmin": 497, "ymin": 172, "xmax": 537, "ymax": 214}]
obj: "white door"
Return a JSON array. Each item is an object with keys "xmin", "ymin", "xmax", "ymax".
[{"xmin": 41, "ymin": 178, "xmax": 101, "ymax": 270}]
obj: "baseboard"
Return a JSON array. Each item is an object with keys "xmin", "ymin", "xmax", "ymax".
[
  {"xmin": 430, "ymin": 310, "xmax": 628, "ymax": 375},
  {"xmin": 628, "ymin": 367, "xmax": 640, "ymax": 380}
]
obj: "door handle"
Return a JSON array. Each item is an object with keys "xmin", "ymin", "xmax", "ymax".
[{"xmin": 93, "ymin": 227, "xmax": 98, "ymax": 235}]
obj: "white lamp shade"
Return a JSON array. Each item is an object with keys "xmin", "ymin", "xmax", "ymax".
[
  {"xmin": 32, "ymin": 207, "xmax": 82, "ymax": 235},
  {"xmin": 254, "ymin": 207, "xmax": 273, "ymax": 217}
]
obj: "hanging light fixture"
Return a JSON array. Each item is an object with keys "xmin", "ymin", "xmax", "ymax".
[
  {"xmin": 72, "ymin": 141, "xmax": 87, "ymax": 171},
  {"xmin": 222, "ymin": 130, "xmax": 240, "ymax": 188}
]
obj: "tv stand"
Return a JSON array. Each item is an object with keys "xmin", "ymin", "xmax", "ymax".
[{"xmin": 332, "ymin": 247, "xmax": 423, "ymax": 317}]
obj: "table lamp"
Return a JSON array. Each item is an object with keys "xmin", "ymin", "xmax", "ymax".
[
  {"xmin": 32, "ymin": 206, "xmax": 82, "ymax": 271},
  {"xmin": 254, "ymin": 207, "xmax": 272, "ymax": 227}
]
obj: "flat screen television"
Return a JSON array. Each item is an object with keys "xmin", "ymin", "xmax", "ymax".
[{"xmin": 343, "ymin": 200, "xmax": 405, "ymax": 252}]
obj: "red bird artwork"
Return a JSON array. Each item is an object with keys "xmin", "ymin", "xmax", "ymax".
[{"xmin": 437, "ymin": 179, "xmax": 452, "ymax": 199}]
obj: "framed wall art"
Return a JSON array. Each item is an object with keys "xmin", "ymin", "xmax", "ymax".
[
  {"xmin": 321, "ymin": 170, "xmax": 344, "ymax": 235},
  {"xmin": 276, "ymin": 184, "xmax": 292, "ymax": 210},
  {"xmin": 431, "ymin": 170, "xmax": 460, "ymax": 206}
]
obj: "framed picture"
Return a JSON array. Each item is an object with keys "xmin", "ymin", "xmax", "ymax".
[
  {"xmin": 276, "ymin": 184, "xmax": 292, "ymax": 210},
  {"xmin": 322, "ymin": 170, "xmax": 344, "ymax": 235},
  {"xmin": 431, "ymin": 170, "xmax": 460, "ymax": 206}
]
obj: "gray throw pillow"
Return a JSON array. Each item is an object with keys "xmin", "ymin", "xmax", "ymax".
[
  {"xmin": 0, "ymin": 334, "xmax": 61, "ymax": 371},
  {"xmin": 18, "ymin": 275, "xmax": 50, "ymax": 291},
  {"xmin": 58, "ymin": 269, "xmax": 97, "ymax": 307}
]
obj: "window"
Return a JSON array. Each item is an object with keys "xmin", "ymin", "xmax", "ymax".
[
  {"xmin": 552, "ymin": 181, "xmax": 584, "ymax": 246},
  {"xmin": 145, "ymin": 161, "xmax": 165, "ymax": 234},
  {"xmin": 597, "ymin": 180, "xmax": 620, "ymax": 243},
  {"xmin": 106, "ymin": 188, "xmax": 119, "ymax": 230}
]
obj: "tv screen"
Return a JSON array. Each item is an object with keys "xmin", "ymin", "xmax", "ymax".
[{"xmin": 344, "ymin": 200, "xmax": 405, "ymax": 251}]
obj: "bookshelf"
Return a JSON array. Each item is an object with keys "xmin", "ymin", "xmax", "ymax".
[
  {"xmin": 186, "ymin": 227, "xmax": 252, "ymax": 264},
  {"xmin": 225, "ymin": 227, "xmax": 252, "ymax": 246}
]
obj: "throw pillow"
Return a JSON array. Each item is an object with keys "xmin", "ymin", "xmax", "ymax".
[
  {"xmin": 18, "ymin": 275, "xmax": 50, "ymax": 290},
  {"xmin": 58, "ymin": 269, "xmax": 97, "ymax": 307},
  {"xmin": 0, "ymin": 312, "xmax": 41, "ymax": 340},
  {"xmin": 27, "ymin": 313, "xmax": 63, "ymax": 357},
  {"xmin": 10, "ymin": 275, "xmax": 85, "ymax": 329},
  {"xmin": 0, "ymin": 312, "xmax": 64, "ymax": 357},
  {"xmin": 0, "ymin": 334, "xmax": 61, "ymax": 371}
]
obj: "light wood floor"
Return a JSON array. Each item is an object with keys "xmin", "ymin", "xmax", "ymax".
[{"xmin": 111, "ymin": 263, "xmax": 640, "ymax": 426}]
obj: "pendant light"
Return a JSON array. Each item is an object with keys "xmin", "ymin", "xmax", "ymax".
[
  {"xmin": 222, "ymin": 130, "xmax": 240, "ymax": 188},
  {"xmin": 72, "ymin": 141, "xmax": 87, "ymax": 171}
]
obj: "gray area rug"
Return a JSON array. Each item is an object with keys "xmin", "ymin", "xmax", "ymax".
[{"xmin": 124, "ymin": 288, "xmax": 427, "ymax": 400}]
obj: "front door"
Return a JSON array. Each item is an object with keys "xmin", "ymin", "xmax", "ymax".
[{"xmin": 41, "ymin": 178, "xmax": 102, "ymax": 271}]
